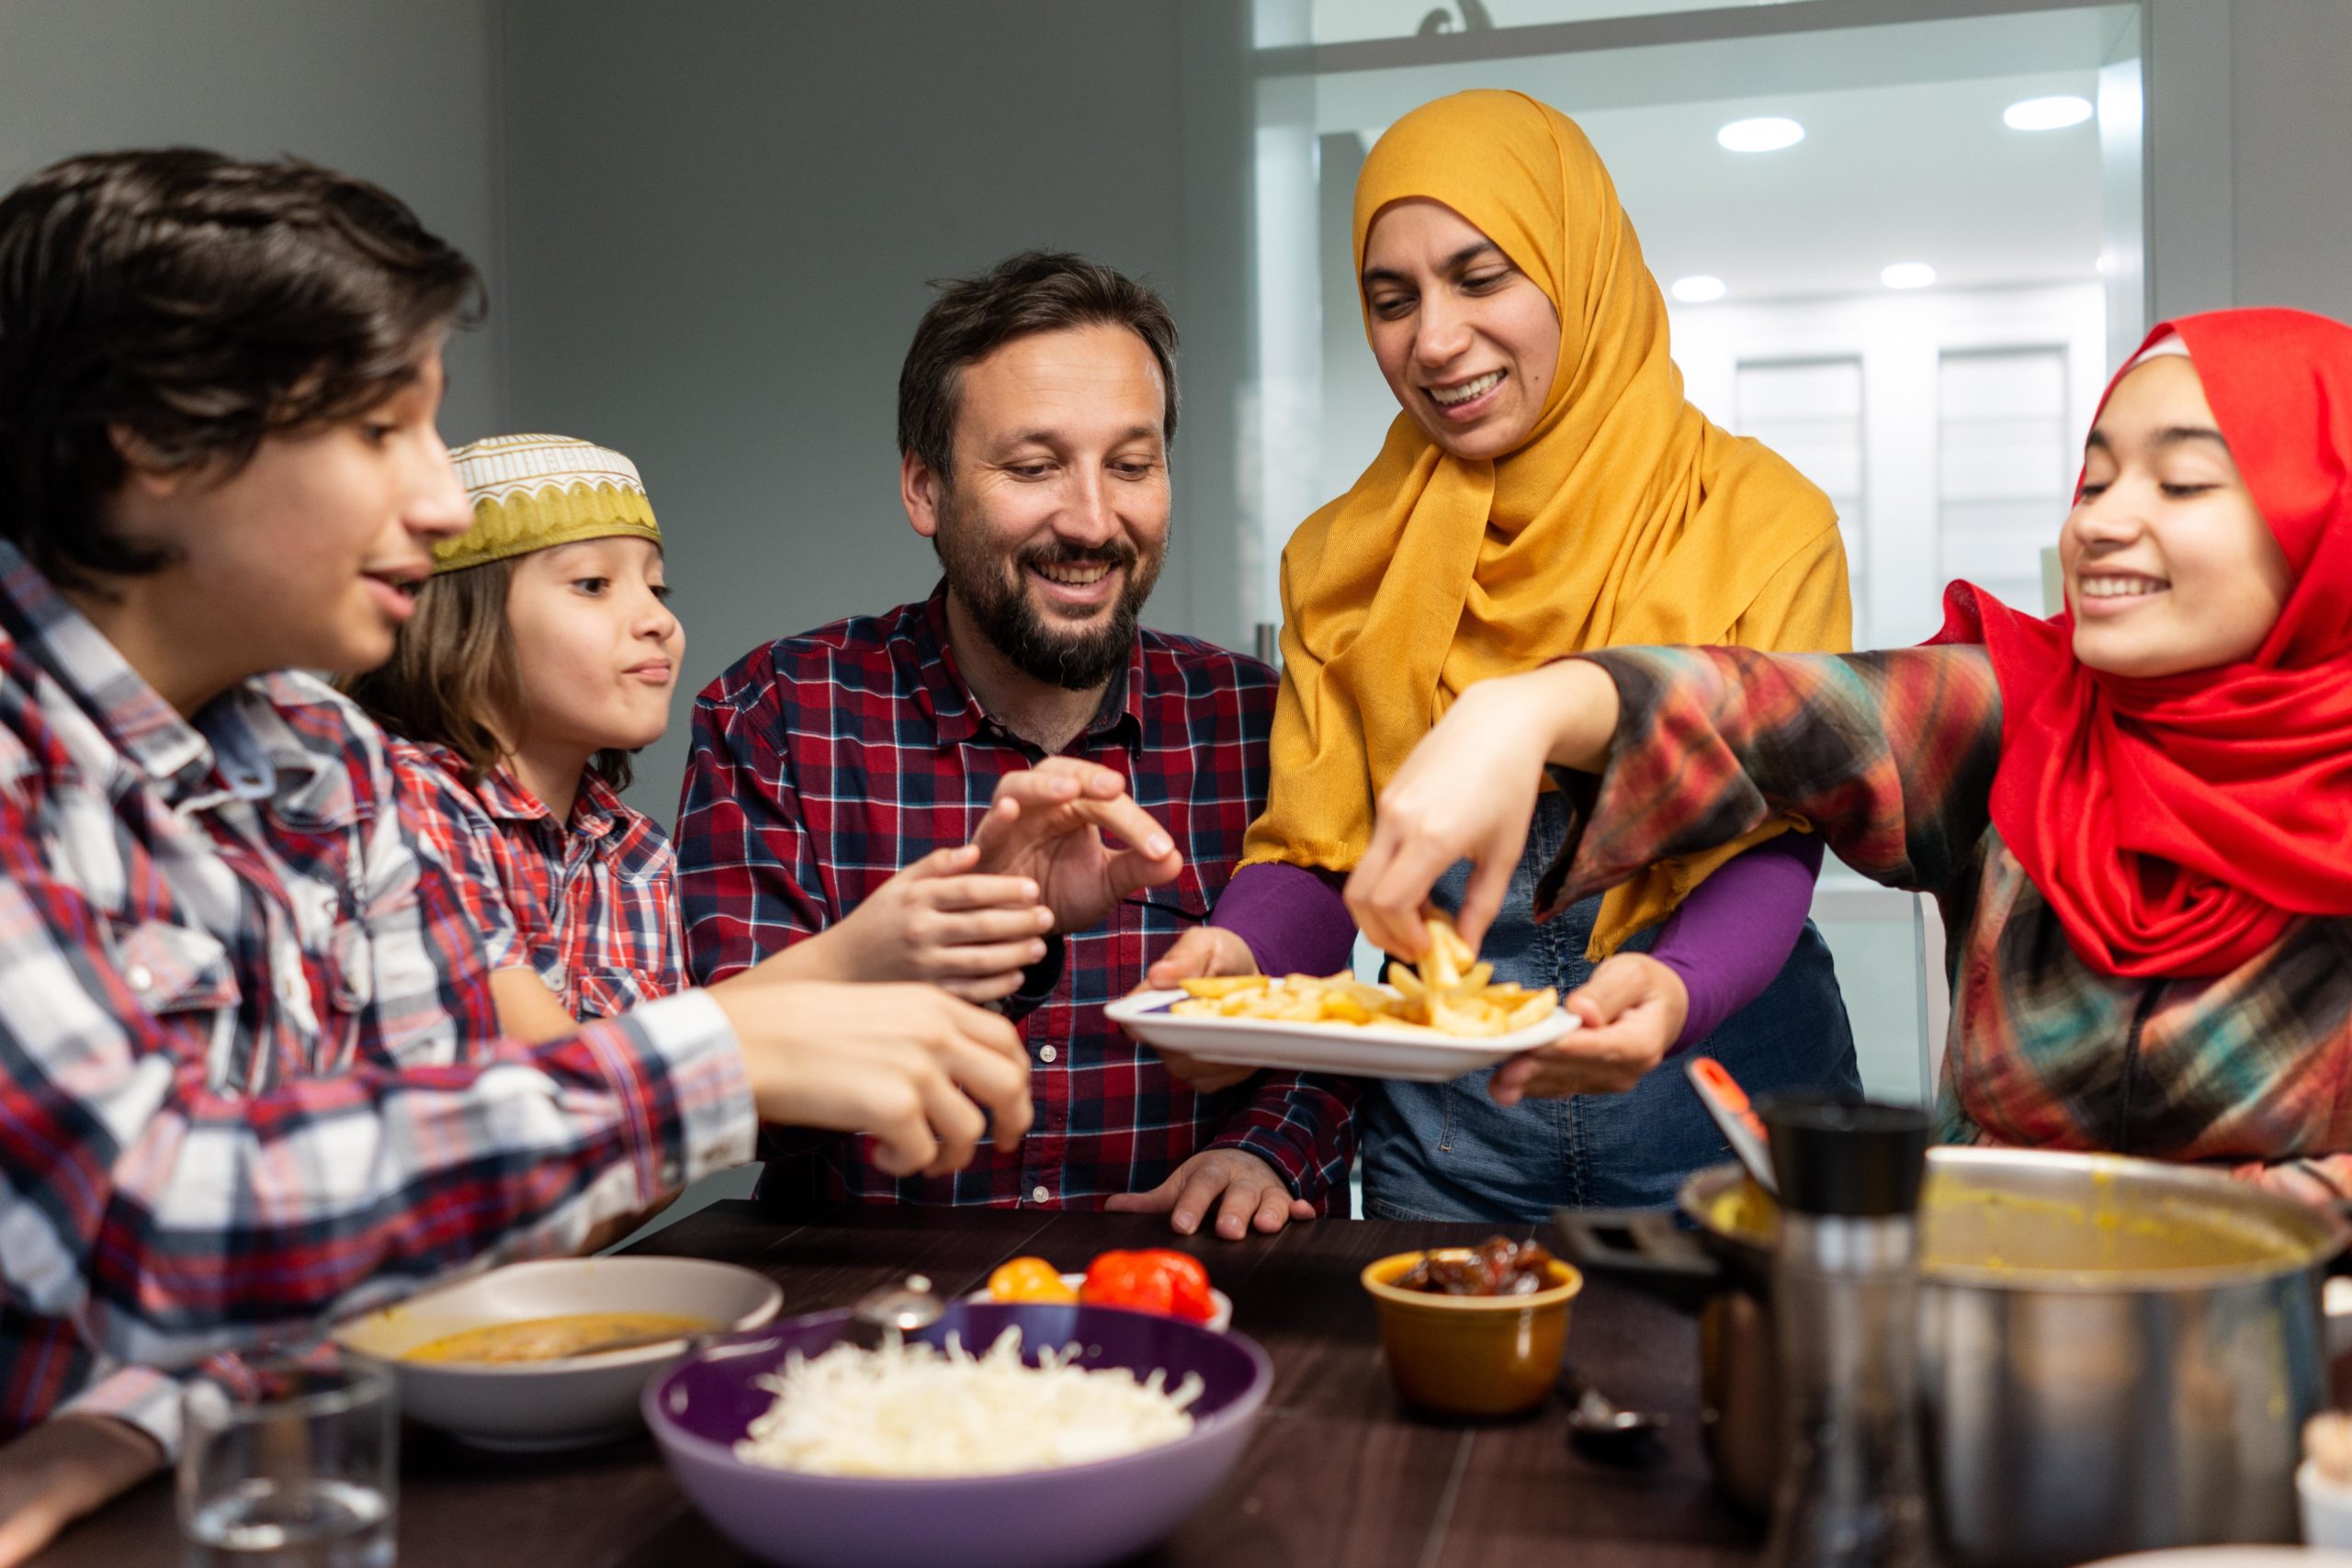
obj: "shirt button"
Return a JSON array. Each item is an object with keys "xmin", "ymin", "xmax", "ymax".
[
  {"xmin": 1038, "ymin": 1044, "xmax": 1058, "ymax": 1064},
  {"xmin": 277, "ymin": 975, "xmax": 304, "ymax": 1005},
  {"xmin": 658, "ymin": 1158, "xmax": 682, "ymax": 1188},
  {"xmin": 1031, "ymin": 1185, "xmax": 1051, "ymax": 1203},
  {"xmin": 126, "ymin": 964, "xmax": 154, "ymax": 995}
]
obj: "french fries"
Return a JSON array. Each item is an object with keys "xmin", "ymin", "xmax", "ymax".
[{"xmin": 1170, "ymin": 914, "xmax": 1557, "ymax": 1037}]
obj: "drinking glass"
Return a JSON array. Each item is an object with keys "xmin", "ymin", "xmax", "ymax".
[{"xmin": 177, "ymin": 1348, "xmax": 397, "ymax": 1567}]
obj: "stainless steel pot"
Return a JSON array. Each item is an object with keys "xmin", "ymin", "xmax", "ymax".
[{"xmin": 1555, "ymin": 1145, "xmax": 2351, "ymax": 1568}]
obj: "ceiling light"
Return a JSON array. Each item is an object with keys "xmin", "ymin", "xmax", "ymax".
[
  {"xmin": 1881, "ymin": 262, "xmax": 1937, "ymax": 290},
  {"xmin": 1670, "ymin": 275, "xmax": 1727, "ymax": 303},
  {"xmin": 2004, "ymin": 95, "xmax": 2094, "ymax": 131},
  {"xmin": 1716, "ymin": 117, "xmax": 1804, "ymax": 153}
]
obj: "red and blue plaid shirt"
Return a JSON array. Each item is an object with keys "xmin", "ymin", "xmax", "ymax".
[
  {"xmin": 0, "ymin": 542, "xmax": 751, "ymax": 1448},
  {"xmin": 676, "ymin": 586, "xmax": 1357, "ymax": 1211},
  {"xmin": 390, "ymin": 741, "xmax": 684, "ymax": 1019}
]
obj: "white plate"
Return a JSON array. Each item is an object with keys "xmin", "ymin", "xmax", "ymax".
[
  {"xmin": 334, "ymin": 1257, "xmax": 782, "ymax": 1450},
  {"xmin": 1107, "ymin": 987, "xmax": 1577, "ymax": 1083},
  {"xmin": 964, "ymin": 1273, "xmax": 1234, "ymax": 1333}
]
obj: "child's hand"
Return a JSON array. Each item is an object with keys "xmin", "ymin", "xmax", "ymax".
[
  {"xmin": 1487, "ymin": 953, "xmax": 1688, "ymax": 1104},
  {"xmin": 819, "ymin": 845, "xmax": 1055, "ymax": 1002},
  {"xmin": 713, "ymin": 978, "xmax": 1034, "ymax": 1177},
  {"xmin": 0, "ymin": 1414, "xmax": 163, "ymax": 1567}
]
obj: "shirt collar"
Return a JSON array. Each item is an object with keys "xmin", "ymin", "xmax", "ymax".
[
  {"xmin": 907, "ymin": 581, "xmax": 1145, "ymax": 754},
  {"xmin": 0, "ymin": 540, "xmax": 345, "ymax": 818},
  {"xmin": 470, "ymin": 758, "xmax": 627, "ymax": 850}
]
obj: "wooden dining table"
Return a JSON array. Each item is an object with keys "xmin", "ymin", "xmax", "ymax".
[{"xmin": 32, "ymin": 1200, "xmax": 1766, "ymax": 1567}]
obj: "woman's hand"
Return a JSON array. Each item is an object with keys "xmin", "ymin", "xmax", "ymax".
[
  {"xmin": 1125, "ymin": 927, "xmax": 1263, "ymax": 1095},
  {"xmin": 1487, "ymin": 952, "xmax": 1688, "ymax": 1103},
  {"xmin": 1345, "ymin": 660, "xmax": 1622, "ymax": 961},
  {"xmin": 0, "ymin": 1415, "xmax": 163, "ymax": 1567},
  {"xmin": 710, "ymin": 977, "xmax": 1035, "ymax": 1178}
]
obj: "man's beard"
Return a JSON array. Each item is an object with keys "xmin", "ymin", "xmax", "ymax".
[{"xmin": 933, "ymin": 495, "xmax": 1164, "ymax": 692}]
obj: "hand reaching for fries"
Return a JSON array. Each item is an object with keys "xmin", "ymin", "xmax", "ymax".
[{"xmin": 1170, "ymin": 915, "xmax": 1559, "ymax": 1038}]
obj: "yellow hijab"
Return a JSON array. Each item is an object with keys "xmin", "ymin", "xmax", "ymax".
[{"xmin": 1240, "ymin": 90, "xmax": 1851, "ymax": 955}]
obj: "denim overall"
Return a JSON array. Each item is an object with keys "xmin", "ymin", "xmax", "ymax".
[{"xmin": 1360, "ymin": 794, "xmax": 1860, "ymax": 1220}]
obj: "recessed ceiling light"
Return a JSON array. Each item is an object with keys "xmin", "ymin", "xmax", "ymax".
[
  {"xmin": 1717, "ymin": 117, "xmax": 1804, "ymax": 153},
  {"xmin": 2004, "ymin": 95, "xmax": 2094, "ymax": 131},
  {"xmin": 1670, "ymin": 275, "xmax": 1727, "ymax": 303},
  {"xmin": 1881, "ymin": 262, "xmax": 1937, "ymax": 290}
]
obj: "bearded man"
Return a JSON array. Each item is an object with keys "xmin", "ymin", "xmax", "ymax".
[{"xmin": 676, "ymin": 252, "xmax": 1356, "ymax": 1237}]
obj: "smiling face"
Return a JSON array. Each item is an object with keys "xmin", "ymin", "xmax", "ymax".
[
  {"xmin": 85, "ymin": 347, "xmax": 469, "ymax": 713},
  {"xmin": 502, "ymin": 535, "xmax": 683, "ymax": 756},
  {"xmin": 903, "ymin": 321, "xmax": 1170, "ymax": 691},
  {"xmin": 2061, "ymin": 354, "xmax": 2293, "ymax": 679},
  {"xmin": 1360, "ymin": 197, "xmax": 1564, "ymax": 462}
]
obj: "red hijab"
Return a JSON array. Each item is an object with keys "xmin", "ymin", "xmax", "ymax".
[{"xmin": 1935, "ymin": 308, "xmax": 2352, "ymax": 978}]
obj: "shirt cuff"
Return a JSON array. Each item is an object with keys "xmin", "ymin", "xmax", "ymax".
[
  {"xmin": 1647, "ymin": 833, "xmax": 1824, "ymax": 1049},
  {"xmin": 577, "ymin": 989, "xmax": 756, "ymax": 1200},
  {"xmin": 58, "ymin": 1363, "xmax": 186, "ymax": 1458},
  {"xmin": 1211, "ymin": 863, "xmax": 1357, "ymax": 977}
]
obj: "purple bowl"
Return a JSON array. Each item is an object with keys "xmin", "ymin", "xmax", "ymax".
[{"xmin": 642, "ymin": 1302, "xmax": 1272, "ymax": 1568}]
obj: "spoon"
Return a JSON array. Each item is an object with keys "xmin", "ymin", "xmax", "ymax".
[
  {"xmin": 841, "ymin": 1274, "xmax": 944, "ymax": 1350},
  {"xmin": 1559, "ymin": 1368, "xmax": 1668, "ymax": 1454},
  {"xmin": 1686, "ymin": 1055, "xmax": 1779, "ymax": 1195}
]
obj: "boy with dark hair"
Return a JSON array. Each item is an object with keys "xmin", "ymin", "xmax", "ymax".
[{"xmin": 0, "ymin": 150, "xmax": 1031, "ymax": 1560}]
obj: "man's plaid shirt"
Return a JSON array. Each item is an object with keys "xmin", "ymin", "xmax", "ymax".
[
  {"xmin": 0, "ymin": 543, "xmax": 750, "ymax": 1448},
  {"xmin": 390, "ymin": 741, "xmax": 684, "ymax": 1019},
  {"xmin": 676, "ymin": 587, "xmax": 1357, "ymax": 1211}
]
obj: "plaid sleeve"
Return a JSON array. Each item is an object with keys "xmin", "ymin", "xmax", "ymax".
[
  {"xmin": 675, "ymin": 677, "xmax": 831, "ymax": 984},
  {"xmin": 1537, "ymin": 645, "xmax": 2006, "ymax": 917},
  {"xmin": 1207, "ymin": 1071, "xmax": 1361, "ymax": 1210},
  {"xmin": 0, "ymin": 771, "xmax": 753, "ymax": 1375},
  {"xmin": 387, "ymin": 744, "xmax": 524, "ymax": 971}
]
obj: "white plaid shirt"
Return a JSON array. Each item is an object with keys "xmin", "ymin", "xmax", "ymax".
[{"xmin": 0, "ymin": 542, "xmax": 752, "ymax": 1450}]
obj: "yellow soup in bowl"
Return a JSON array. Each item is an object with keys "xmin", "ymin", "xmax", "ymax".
[{"xmin": 403, "ymin": 1312, "xmax": 711, "ymax": 1364}]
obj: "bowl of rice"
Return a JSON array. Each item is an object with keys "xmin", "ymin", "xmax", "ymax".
[{"xmin": 643, "ymin": 1301, "xmax": 1272, "ymax": 1568}]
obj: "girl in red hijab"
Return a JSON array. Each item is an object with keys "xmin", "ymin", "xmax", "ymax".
[{"xmin": 1341, "ymin": 308, "xmax": 2352, "ymax": 1199}]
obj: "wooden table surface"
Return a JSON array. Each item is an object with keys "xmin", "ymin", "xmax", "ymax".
[{"xmin": 36, "ymin": 1202, "xmax": 1764, "ymax": 1567}]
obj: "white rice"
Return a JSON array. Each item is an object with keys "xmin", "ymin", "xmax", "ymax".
[{"xmin": 731, "ymin": 1327, "xmax": 1204, "ymax": 1478}]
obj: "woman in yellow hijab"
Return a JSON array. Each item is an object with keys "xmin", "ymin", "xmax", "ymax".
[{"xmin": 1156, "ymin": 90, "xmax": 1860, "ymax": 1218}]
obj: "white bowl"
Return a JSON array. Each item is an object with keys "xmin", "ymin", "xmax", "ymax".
[
  {"xmin": 333, "ymin": 1257, "xmax": 782, "ymax": 1450},
  {"xmin": 2302, "ymin": 1461, "xmax": 2352, "ymax": 1550},
  {"xmin": 964, "ymin": 1273, "xmax": 1233, "ymax": 1333}
]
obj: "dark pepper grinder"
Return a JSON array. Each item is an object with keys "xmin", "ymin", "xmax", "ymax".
[{"xmin": 1757, "ymin": 1096, "xmax": 1936, "ymax": 1568}]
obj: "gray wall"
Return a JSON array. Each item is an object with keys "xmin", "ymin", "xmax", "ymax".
[
  {"xmin": 0, "ymin": 0, "xmax": 511, "ymax": 442},
  {"xmin": 496, "ymin": 0, "xmax": 1204, "ymax": 820},
  {"xmin": 2230, "ymin": 0, "xmax": 2352, "ymax": 325}
]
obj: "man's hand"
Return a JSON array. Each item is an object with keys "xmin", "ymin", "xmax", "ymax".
[
  {"xmin": 1127, "ymin": 926, "xmax": 1261, "ymax": 1094},
  {"xmin": 0, "ymin": 1414, "xmax": 164, "ymax": 1567},
  {"xmin": 790, "ymin": 845, "xmax": 1052, "ymax": 1002},
  {"xmin": 970, "ymin": 758, "xmax": 1180, "ymax": 933},
  {"xmin": 711, "ymin": 977, "xmax": 1035, "ymax": 1178},
  {"xmin": 1488, "ymin": 953, "xmax": 1688, "ymax": 1105},
  {"xmin": 1103, "ymin": 1149, "xmax": 1315, "ymax": 1239}
]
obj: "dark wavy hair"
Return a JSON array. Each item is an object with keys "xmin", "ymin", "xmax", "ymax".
[
  {"xmin": 340, "ymin": 557, "xmax": 635, "ymax": 793},
  {"xmin": 897, "ymin": 250, "xmax": 1178, "ymax": 483},
  {"xmin": 0, "ymin": 148, "xmax": 483, "ymax": 590}
]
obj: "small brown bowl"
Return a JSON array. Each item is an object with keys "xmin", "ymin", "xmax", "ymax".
[{"xmin": 1360, "ymin": 1251, "xmax": 1583, "ymax": 1418}]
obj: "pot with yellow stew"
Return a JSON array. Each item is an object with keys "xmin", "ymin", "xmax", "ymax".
[{"xmin": 1554, "ymin": 1146, "xmax": 2350, "ymax": 1568}]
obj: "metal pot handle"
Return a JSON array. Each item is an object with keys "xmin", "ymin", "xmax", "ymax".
[{"xmin": 1548, "ymin": 1208, "xmax": 1723, "ymax": 1313}]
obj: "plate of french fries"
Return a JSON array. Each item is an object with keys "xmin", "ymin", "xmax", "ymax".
[{"xmin": 1107, "ymin": 916, "xmax": 1577, "ymax": 1082}]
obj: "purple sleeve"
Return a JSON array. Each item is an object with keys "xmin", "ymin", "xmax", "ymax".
[
  {"xmin": 1210, "ymin": 862, "xmax": 1358, "ymax": 977},
  {"xmin": 1646, "ymin": 833, "xmax": 1824, "ymax": 1050}
]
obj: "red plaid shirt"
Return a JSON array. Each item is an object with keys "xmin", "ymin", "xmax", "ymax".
[
  {"xmin": 676, "ymin": 587, "xmax": 1357, "ymax": 1210},
  {"xmin": 390, "ymin": 742, "xmax": 684, "ymax": 1019}
]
